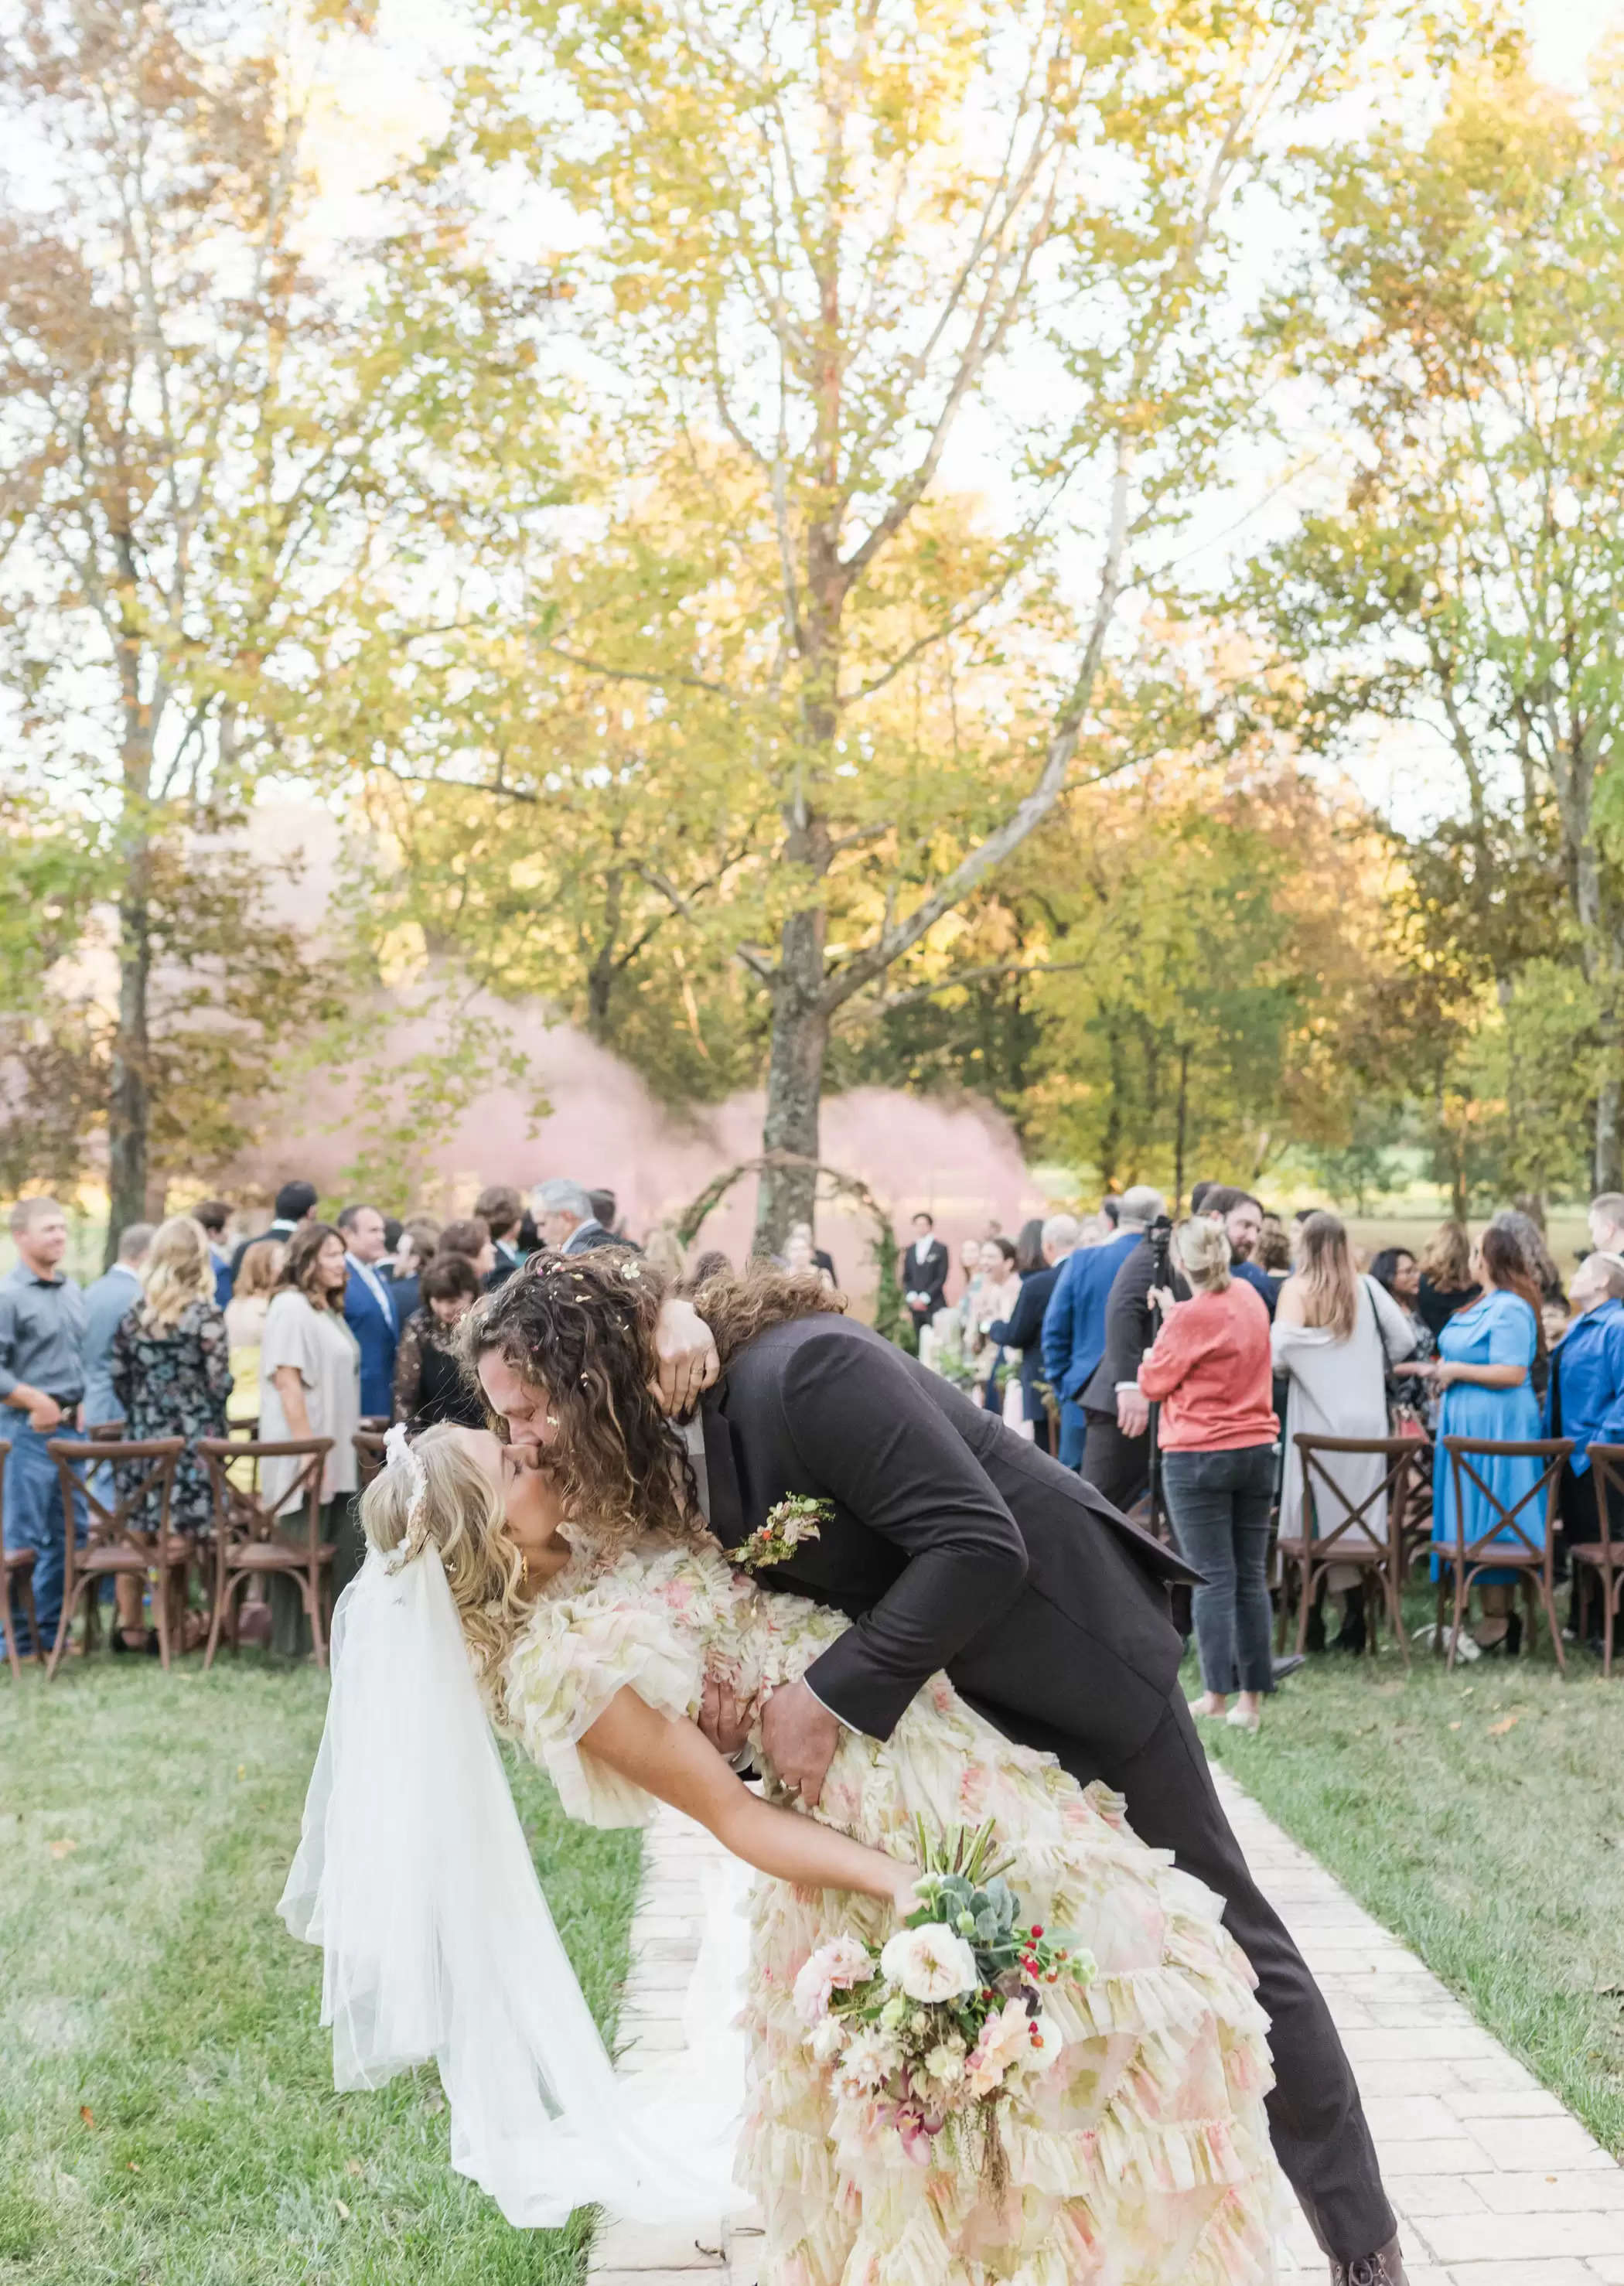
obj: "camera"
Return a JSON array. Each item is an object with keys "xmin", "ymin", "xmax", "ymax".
[{"xmin": 1146, "ymin": 1213, "xmax": 1174, "ymax": 1302}]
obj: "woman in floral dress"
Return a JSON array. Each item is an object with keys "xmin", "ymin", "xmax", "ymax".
[
  {"xmin": 304, "ymin": 1400, "xmax": 1283, "ymax": 2286},
  {"xmin": 110, "ymin": 1214, "xmax": 233, "ymax": 1648}
]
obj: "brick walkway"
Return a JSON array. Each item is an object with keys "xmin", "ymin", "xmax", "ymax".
[{"xmin": 590, "ymin": 1775, "xmax": 1623, "ymax": 2286}]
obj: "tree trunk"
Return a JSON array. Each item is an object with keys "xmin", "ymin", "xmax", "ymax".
[
  {"xmin": 1172, "ymin": 1042, "xmax": 1190, "ymax": 1213},
  {"xmin": 754, "ymin": 903, "xmax": 829, "ymax": 1254},
  {"xmin": 105, "ymin": 862, "xmax": 152, "ymax": 1267},
  {"xmin": 1597, "ymin": 1066, "xmax": 1623, "ymax": 1193}
]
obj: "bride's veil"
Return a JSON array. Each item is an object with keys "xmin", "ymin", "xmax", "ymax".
[{"xmin": 278, "ymin": 1540, "xmax": 745, "ymax": 2229}]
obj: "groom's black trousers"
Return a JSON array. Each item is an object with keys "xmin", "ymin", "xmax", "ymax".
[{"xmin": 967, "ymin": 1687, "xmax": 1396, "ymax": 2263}]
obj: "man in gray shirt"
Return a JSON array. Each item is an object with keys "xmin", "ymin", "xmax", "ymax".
[{"xmin": 1, "ymin": 1196, "xmax": 87, "ymax": 1658}]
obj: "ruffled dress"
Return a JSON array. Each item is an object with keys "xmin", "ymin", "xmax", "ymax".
[{"xmin": 502, "ymin": 1538, "xmax": 1282, "ymax": 2286}]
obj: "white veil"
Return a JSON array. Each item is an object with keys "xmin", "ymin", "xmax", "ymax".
[{"xmin": 278, "ymin": 1540, "xmax": 747, "ymax": 2229}]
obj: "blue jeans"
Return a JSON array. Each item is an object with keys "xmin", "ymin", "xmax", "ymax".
[
  {"xmin": 1162, "ymin": 1442, "xmax": 1277, "ymax": 1697},
  {"xmin": 3, "ymin": 1414, "xmax": 87, "ymax": 1656},
  {"xmin": 1056, "ymin": 1397, "xmax": 1088, "ymax": 1469}
]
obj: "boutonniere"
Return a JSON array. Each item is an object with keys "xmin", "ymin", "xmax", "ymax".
[{"xmin": 735, "ymin": 1494, "xmax": 832, "ymax": 1573}]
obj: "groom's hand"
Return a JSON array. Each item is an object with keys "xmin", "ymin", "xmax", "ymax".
[
  {"xmin": 760, "ymin": 1680, "xmax": 840, "ymax": 1809},
  {"xmin": 652, "ymin": 1297, "xmax": 721, "ymax": 1415}
]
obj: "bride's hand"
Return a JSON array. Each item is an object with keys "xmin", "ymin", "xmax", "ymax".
[
  {"xmin": 698, "ymin": 1667, "xmax": 756, "ymax": 1760},
  {"xmin": 652, "ymin": 1297, "xmax": 721, "ymax": 1416},
  {"xmin": 892, "ymin": 1865, "xmax": 923, "ymax": 1919}
]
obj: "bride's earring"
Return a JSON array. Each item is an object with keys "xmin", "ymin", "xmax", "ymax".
[
  {"xmin": 519, "ymin": 1551, "xmax": 530, "ymax": 1586},
  {"xmin": 546, "ymin": 1412, "xmax": 559, "ymax": 1430}
]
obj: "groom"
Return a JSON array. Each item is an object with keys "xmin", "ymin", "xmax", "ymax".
[{"xmin": 478, "ymin": 1280, "xmax": 1405, "ymax": 2286}]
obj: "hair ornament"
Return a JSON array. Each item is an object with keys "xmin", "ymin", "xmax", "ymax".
[{"xmin": 383, "ymin": 1421, "xmax": 429, "ymax": 1545}]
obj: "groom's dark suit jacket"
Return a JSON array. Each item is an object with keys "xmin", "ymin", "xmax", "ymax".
[{"xmin": 701, "ymin": 1312, "xmax": 1197, "ymax": 1769}]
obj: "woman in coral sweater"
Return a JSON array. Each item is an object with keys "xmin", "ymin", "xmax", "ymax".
[{"xmin": 1138, "ymin": 1216, "xmax": 1279, "ymax": 1733}]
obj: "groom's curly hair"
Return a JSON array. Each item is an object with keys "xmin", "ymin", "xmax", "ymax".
[{"xmin": 465, "ymin": 1250, "xmax": 841, "ymax": 1551}]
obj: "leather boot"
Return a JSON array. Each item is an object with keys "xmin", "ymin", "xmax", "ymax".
[{"xmin": 1331, "ymin": 2237, "xmax": 1409, "ymax": 2286}]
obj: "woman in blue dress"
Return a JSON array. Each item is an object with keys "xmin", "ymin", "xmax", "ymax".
[{"xmin": 1427, "ymin": 1223, "xmax": 1548, "ymax": 1653}]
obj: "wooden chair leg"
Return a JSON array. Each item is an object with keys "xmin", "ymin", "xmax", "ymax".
[
  {"xmin": 0, "ymin": 1575, "xmax": 20, "ymax": 1683},
  {"xmin": 1446, "ymin": 1564, "xmax": 1468, "ymax": 1672},
  {"xmin": 1383, "ymin": 1560, "xmax": 1411, "ymax": 1671},
  {"xmin": 45, "ymin": 1580, "xmax": 84, "ymax": 1681},
  {"xmin": 16, "ymin": 1571, "xmax": 41, "ymax": 1669},
  {"xmin": 308, "ymin": 1562, "xmax": 329, "ymax": 1669},
  {"xmin": 1536, "ymin": 1567, "xmax": 1567, "ymax": 1676},
  {"xmin": 1295, "ymin": 1559, "xmax": 1313, "ymax": 1656}
]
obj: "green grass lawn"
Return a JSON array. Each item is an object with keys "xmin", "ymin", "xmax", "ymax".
[
  {"xmin": 1197, "ymin": 1613, "xmax": 1624, "ymax": 2161},
  {"xmin": 0, "ymin": 1655, "xmax": 642, "ymax": 2286}
]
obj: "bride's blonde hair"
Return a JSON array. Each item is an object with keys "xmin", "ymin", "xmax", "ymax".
[{"xmin": 360, "ymin": 1422, "xmax": 531, "ymax": 1717}]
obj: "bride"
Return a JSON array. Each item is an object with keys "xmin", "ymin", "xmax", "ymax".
[{"xmin": 282, "ymin": 1272, "xmax": 1282, "ymax": 2286}]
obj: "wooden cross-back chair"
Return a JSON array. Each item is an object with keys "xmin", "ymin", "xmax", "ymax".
[
  {"xmin": 197, "ymin": 1438, "xmax": 334, "ymax": 1668},
  {"xmin": 0, "ymin": 1442, "xmax": 43, "ymax": 1681},
  {"xmin": 1572, "ymin": 1443, "xmax": 1624, "ymax": 1679},
  {"xmin": 1436, "ymin": 1435, "xmax": 1571, "ymax": 1672},
  {"xmin": 1277, "ymin": 1435, "xmax": 1426, "ymax": 1667},
  {"xmin": 43, "ymin": 1437, "xmax": 186, "ymax": 1677},
  {"xmin": 353, "ymin": 1429, "xmax": 389, "ymax": 1492}
]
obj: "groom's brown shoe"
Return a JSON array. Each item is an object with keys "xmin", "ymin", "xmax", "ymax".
[{"xmin": 1331, "ymin": 2239, "xmax": 1408, "ymax": 2286}]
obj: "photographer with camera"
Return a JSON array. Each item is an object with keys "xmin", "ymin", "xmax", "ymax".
[{"xmin": 1138, "ymin": 1217, "xmax": 1280, "ymax": 1733}]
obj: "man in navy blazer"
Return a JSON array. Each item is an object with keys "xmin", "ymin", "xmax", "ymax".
[
  {"xmin": 338, "ymin": 1203, "xmax": 398, "ymax": 1420},
  {"xmin": 1040, "ymin": 1186, "xmax": 1164, "ymax": 1469}
]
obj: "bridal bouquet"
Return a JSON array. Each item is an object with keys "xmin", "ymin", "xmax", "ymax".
[{"xmin": 793, "ymin": 1820, "xmax": 1095, "ymax": 2182}]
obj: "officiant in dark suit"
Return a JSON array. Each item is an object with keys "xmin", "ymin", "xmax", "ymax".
[
  {"xmin": 984, "ymin": 1212, "xmax": 1079, "ymax": 1453},
  {"xmin": 337, "ymin": 1203, "xmax": 397, "ymax": 1420},
  {"xmin": 900, "ymin": 1210, "xmax": 950, "ymax": 1336},
  {"xmin": 472, "ymin": 1261, "xmax": 1407, "ymax": 2286}
]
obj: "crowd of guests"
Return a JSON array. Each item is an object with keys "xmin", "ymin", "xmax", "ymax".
[
  {"xmin": 0, "ymin": 1174, "xmax": 637, "ymax": 1662},
  {"xmin": 915, "ymin": 1184, "xmax": 1624, "ymax": 1727},
  {"xmin": 9, "ymin": 1167, "xmax": 1624, "ymax": 1688}
]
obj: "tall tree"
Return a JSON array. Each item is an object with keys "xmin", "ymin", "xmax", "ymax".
[
  {"xmin": 1247, "ymin": 36, "xmax": 1624, "ymax": 1186},
  {"xmin": 448, "ymin": 0, "xmax": 1375, "ymax": 1247},
  {"xmin": 0, "ymin": 0, "xmax": 558, "ymax": 1248}
]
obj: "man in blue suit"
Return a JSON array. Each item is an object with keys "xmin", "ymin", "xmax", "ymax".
[
  {"xmin": 1041, "ymin": 1186, "xmax": 1165, "ymax": 1470},
  {"xmin": 338, "ymin": 1203, "xmax": 398, "ymax": 1421}
]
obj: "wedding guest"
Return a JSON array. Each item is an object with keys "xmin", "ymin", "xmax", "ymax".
[
  {"xmin": 228, "ymin": 1178, "xmax": 317, "ymax": 1280},
  {"xmin": 588, "ymin": 1186, "xmax": 619, "ymax": 1235},
  {"xmin": 687, "ymin": 1248, "xmax": 732, "ymax": 1286},
  {"xmin": 784, "ymin": 1230, "xmax": 835, "ymax": 1291},
  {"xmin": 0, "ymin": 1197, "xmax": 87, "ymax": 1657},
  {"xmin": 955, "ymin": 1235, "xmax": 981, "ymax": 1295},
  {"xmin": 789, "ymin": 1219, "xmax": 837, "ymax": 1284},
  {"xmin": 1256, "ymin": 1214, "xmax": 1292, "ymax": 1278},
  {"xmin": 389, "ymin": 1216, "xmax": 440, "ymax": 1326},
  {"xmin": 1045, "ymin": 1186, "xmax": 1162, "ymax": 1474},
  {"xmin": 902, "ymin": 1211, "xmax": 950, "ymax": 1339},
  {"xmin": 438, "ymin": 1216, "xmax": 498, "ymax": 1281},
  {"xmin": 392, "ymin": 1255, "xmax": 486, "ymax": 1432},
  {"xmin": 223, "ymin": 1237, "xmax": 284, "ymax": 1432},
  {"xmin": 986, "ymin": 1213, "xmax": 1080, "ymax": 1453},
  {"xmin": 109, "ymin": 1215, "xmax": 232, "ymax": 1653},
  {"xmin": 258, "ymin": 1223, "xmax": 362, "ymax": 1657},
  {"xmin": 194, "ymin": 1198, "xmax": 234, "ymax": 1305},
  {"xmin": 970, "ymin": 1236, "xmax": 1020, "ymax": 1411},
  {"xmin": 475, "ymin": 1186, "xmax": 525, "ymax": 1288},
  {"xmin": 1545, "ymin": 1252, "xmax": 1624, "ymax": 1644},
  {"xmin": 1370, "ymin": 1245, "xmax": 1438, "ymax": 1431},
  {"xmin": 337, "ymin": 1202, "xmax": 398, "ymax": 1421},
  {"xmin": 1138, "ymin": 1216, "xmax": 1278, "ymax": 1732},
  {"xmin": 532, "ymin": 1180, "xmax": 616, "ymax": 1257},
  {"xmin": 1200, "ymin": 1187, "xmax": 1276, "ymax": 1319},
  {"xmin": 1272, "ymin": 1212, "xmax": 1416, "ymax": 1654},
  {"xmin": 1588, "ymin": 1191, "xmax": 1624, "ymax": 1262},
  {"xmin": 81, "ymin": 1223, "xmax": 153, "ymax": 1431},
  {"xmin": 1491, "ymin": 1206, "xmax": 1567, "ymax": 1328},
  {"xmin": 1424, "ymin": 1225, "xmax": 1547, "ymax": 1655},
  {"xmin": 1416, "ymin": 1219, "xmax": 1480, "ymax": 1337}
]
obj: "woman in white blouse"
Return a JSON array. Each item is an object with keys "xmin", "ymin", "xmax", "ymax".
[
  {"xmin": 1272, "ymin": 1212, "xmax": 1417, "ymax": 1653},
  {"xmin": 259, "ymin": 1221, "xmax": 363, "ymax": 1656}
]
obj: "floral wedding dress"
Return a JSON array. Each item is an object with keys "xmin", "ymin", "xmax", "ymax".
[{"xmin": 503, "ymin": 1536, "xmax": 1282, "ymax": 2286}]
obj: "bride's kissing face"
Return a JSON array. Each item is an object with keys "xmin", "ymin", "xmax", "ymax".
[
  {"xmin": 452, "ymin": 1426, "xmax": 565, "ymax": 1564},
  {"xmin": 477, "ymin": 1350, "xmax": 562, "ymax": 1456}
]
